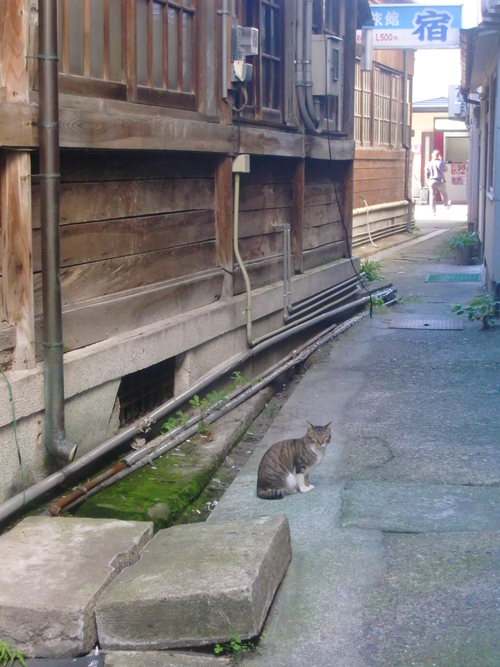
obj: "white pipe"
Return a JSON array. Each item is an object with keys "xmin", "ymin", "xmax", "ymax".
[{"xmin": 358, "ymin": 195, "xmax": 378, "ymax": 248}]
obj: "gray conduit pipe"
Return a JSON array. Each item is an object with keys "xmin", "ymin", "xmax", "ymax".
[
  {"xmin": 62, "ymin": 313, "xmax": 368, "ymax": 514},
  {"xmin": 304, "ymin": 0, "xmax": 321, "ymax": 128},
  {"xmin": 402, "ymin": 50, "xmax": 413, "ymax": 233},
  {"xmin": 295, "ymin": 0, "xmax": 322, "ymax": 135},
  {"xmin": 39, "ymin": 0, "xmax": 77, "ymax": 462}
]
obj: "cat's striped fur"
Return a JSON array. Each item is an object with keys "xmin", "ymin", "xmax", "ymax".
[{"xmin": 256, "ymin": 421, "xmax": 331, "ymax": 499}]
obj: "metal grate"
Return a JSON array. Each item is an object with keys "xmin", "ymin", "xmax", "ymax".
[
  {"xmin": 426, "ymin": 273, "xmax": 481, "ymax": 283},
  {"xmin": 389, "ymin": 318, "xmax": 463, "ymax": 330},
  {"xmin": 118, "ymin": 358, "xmax": 175, "ymax": 426}
]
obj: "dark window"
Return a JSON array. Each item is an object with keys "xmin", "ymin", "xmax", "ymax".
[
  {"xmin": 313, "ymin": 0, "xmax": 341, "ymax": 36},
  {"xmin": 136, "ymin": 0, "xmax": 197, "ymax": 109},
  {"xmin": 118, "ymin": 358, "xmax": 175, "ymax": 426},
  {"xmin": 241, "ymin": 0, "xmax": 284, "ymax": 123}
]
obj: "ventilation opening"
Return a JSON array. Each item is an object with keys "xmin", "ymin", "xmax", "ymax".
[{"xmin": 118, "ymin": 358, "xmax": 175, "ymax": 427}]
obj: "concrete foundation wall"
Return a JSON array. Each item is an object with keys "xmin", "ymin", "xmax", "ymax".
[
  {"xmin": 352, "ymin": 201, "xmax": 410, "ymax": 247},
  {"xmin": 0, "ymin": 257, "xmax": 358, "ymax": 503}
]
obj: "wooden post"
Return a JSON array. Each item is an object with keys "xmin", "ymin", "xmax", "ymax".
[
  {"xmin": 0, "ymin": 0, "xmax": 36, "ymax": 369},
  {"xmin": 292, "ymin": 159, "xmax": 305, "ymax": 274},
  {"xmin": 342, "ymin": 0, "xmax": 356, "ymax": 140},
  {"xmin": 215, "ymin": 156, "xmax": 234, "ymax": 297},
  {"xmin": 342, "ymin": 160, "xmax": 354, "ymax": 258},
  {"xmin": 1, "ymin": 153, "xmax": 36, "ymax": 369}
]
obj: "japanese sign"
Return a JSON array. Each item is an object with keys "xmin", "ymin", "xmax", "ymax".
[{"xmin": 357, "ymin": 5, "xmax": 462, "ymax": 50}]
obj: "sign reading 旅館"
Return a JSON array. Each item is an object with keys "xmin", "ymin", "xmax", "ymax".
[{"xmin": 357, "ymin": 5, "xmax": 462, "ymax": 49}]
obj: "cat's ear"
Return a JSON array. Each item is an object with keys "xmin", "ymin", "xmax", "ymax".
[
  {"xmin": 325, "ymin": 422, "xmax": 332, "ymax": 428},
  {"xmin": 306, "ymin": 420, "xmax": 313, "ymax": 429}
]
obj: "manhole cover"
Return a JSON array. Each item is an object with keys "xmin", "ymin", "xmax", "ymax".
[
  {"xmin": 389, "ymin": 318, "xmax": 463, "ymax": 330},
  {"xmin": 426, "ymin": 273, "xmax": 481, "ymax": 282}
]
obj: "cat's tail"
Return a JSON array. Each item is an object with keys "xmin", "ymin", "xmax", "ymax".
[{"xmin": 257, "ymin": 486, "xmax": 285, "ymax": 500}]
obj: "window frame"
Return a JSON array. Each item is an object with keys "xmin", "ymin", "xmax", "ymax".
[
  {"xmin": 31, "ymin": 0, "xmax": 199, "ymax": 112},
  {"xmin": 238, "ymin": 0, "xmax": 285, "ymax": 124}
]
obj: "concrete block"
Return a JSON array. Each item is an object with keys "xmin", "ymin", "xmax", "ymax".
[
  {"xmin": 96, "ymin": 514, "xmax": 291, "ymax": 650},
  {"xmin": 0, "ymin": 517, "xmax": 153, "ymax": 658},
  {"xmin": 104, "ymin": 651, "xmax": 231, "ymax": 666}
]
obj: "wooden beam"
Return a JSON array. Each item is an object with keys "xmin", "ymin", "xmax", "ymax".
[
  {"xmin": 0, "ymin": 0, "xmax": 30, "ymax": 102},
  {"xmin": 215, "ymin": 156, "xmax": 234, "ymax": 297},
  {"xmin": 342, "ymin": 0, "xmax": 357, "ymax": 140},
  {"xmin": 0, "ymin": 151, "xmax": 36, "ymax": 369},
  {"xmin": 292, "ymin": 159, "xmax": 305, "ymax": 273},
  {"xmin": 342, "ymin": 160, "xmax": 354, "ymax": 257}
]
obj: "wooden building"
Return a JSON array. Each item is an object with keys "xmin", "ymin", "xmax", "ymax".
[
  {"xmin": 0, "ymin": 0, "xmax": 373, "ymax": 503},
  {"xmin": 352, "ymin": 1, "xmax": 415, "ymax": 247}
]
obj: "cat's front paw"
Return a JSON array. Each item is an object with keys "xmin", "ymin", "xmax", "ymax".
[{"xmin": 300, "ymin": 484, "xmax": 315, "ymax": 493}]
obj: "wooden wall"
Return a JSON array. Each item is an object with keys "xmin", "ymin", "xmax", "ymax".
[
  {"xmin": 234, "ymin": 156, "xmax": 295, "ymax": 295},
  {"xmin": 353, "ymin": 149, "xmax": 406, "ymax": 208},
  {"xmin": 304, "ymin": 159, "xmax": 346, "ymax": 270},
  {"xmin": 31, "ymin": 151, "xmax": 222, "ymax": 355}
]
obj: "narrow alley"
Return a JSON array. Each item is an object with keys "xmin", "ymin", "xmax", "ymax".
[{"xmin": 209, "ymin": 208, "xmax": 500, "ymax": 667}]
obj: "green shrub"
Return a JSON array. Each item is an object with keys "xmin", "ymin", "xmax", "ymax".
[{"xmin": 360, "ymin": 259, "xmax": 383, "ymax": 282}]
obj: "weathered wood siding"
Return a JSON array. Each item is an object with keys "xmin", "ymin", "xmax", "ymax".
[
  {"xmin": 31, "ymin": 151, "xmax": 222, "ymax": 354},
  {"xmin": 303, "ymin": 159, "xmax": 346, "ymax": 271},
  {"xmin": 354, "ymin": 149, "xmax": 406, "ymax": 208},
  {"xmin": 234, "ymin": 156, "xmax": 295, "ymax": 294}
]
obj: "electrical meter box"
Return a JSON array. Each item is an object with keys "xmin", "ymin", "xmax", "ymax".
[
  {"xmin": 311, "ymin": 35, "xmax": 343, "ymax": 98},
  {"xmin": 232, "ymin": 26, "xmax": 259, "ymax": 59}
]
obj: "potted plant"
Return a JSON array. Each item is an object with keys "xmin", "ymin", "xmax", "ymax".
[{"xmin": 444, "ymin": 231, "xmax": 480, "ymax": 266}]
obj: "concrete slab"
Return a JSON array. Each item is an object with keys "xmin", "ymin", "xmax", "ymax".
[
  {"xmin": 359, "ymin": 532, "xmax": 500, "ymax": 666},
  {"xmin": 104, "ymin": 651, "xmax": 230, "ymax": 666},
  {"xmin": 0, "ymin": 517, "xmax": 153, "ymax": 658},
  {"xmin": 341, "ymin": 481, "xmax": 500, "ymax": 533},
  {"xmin": 95, "ymin": 515, "xmax": 291, "ymax": 650}
]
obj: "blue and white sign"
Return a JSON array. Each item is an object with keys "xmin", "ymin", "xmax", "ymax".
[{"xmin": 357, "ymin": 5, "xmax": 462, "ymax": 49}]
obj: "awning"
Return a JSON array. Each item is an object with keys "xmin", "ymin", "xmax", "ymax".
[
  {"xmin": 357, "ymin": 0, "xmax": 374, "ymax": 29},
  {"xmin": 461, "ymin": 25, "xmax": 500, "ymax": 93}
]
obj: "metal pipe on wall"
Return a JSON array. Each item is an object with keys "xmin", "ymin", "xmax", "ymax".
[
  {"xmin": 402, "ymin": 50, "xmax": 413, "ymax": 234},
  {"xmin": 39, "ymin": 0, "xmax": 77, "ymax": 462}
]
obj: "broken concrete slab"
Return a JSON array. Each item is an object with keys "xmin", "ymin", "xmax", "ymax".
[
  {"xmin": 341, "ymin": 481, "xmax": 500, "ymax": 533},
  {"xmin": 104, "ymin": 651, "xmax": 231, "ymax": 666},
  {"xmin": 95, "ymin": 514, "xmax": 291, "ymax": 650},
  {"xmin": 0, "ymin": 516, "xmax": 153, "ymax": 658}
]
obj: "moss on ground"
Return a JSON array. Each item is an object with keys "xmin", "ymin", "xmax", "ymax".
[{"xmin": 74, "ymin": 435, "xmax": 219, "ymax": 532}]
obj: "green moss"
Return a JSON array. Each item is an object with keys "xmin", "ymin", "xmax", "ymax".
[{"xmin": 74, "ymin": 436, "xmax": 219, "ymax": 532}]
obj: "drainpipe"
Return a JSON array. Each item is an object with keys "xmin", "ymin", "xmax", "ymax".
[
  {"xmin": 402, "ymin": 50, "xmax": 413, "ymax": 233},
  {"xmin": 39, "ymin": 0, "xmax": 77, "ymax": 462}
]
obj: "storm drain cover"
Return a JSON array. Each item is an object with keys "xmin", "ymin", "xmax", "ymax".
[
  {"xmin": 426, "ymin": 273, "xmax": 481, "ymax": 282},
  {"xmin": 389, "ymin": 318, "xmax": 463, "ymax": 330}
]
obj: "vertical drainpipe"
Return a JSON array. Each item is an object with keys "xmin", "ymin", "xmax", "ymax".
[
  {"xmin": 39, "ymin": 0, "xmax": 77, "ymax": 462},
  {"xmin": 402, "ymin": 50, "xmax": 413, "ymax": 233}
]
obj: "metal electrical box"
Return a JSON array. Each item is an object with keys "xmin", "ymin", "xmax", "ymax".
[{"xmin": 311, "ymin": 35, "xmax": 343, "ymax": 97}]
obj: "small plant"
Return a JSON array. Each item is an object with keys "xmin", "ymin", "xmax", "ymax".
[
  {"xmin": 360, "ymin": 258, "xmax": 383, "ymax": 282},
  {"xmin": 214, "ymin": 633, "xmax": 258, "ymax": 660},
  {"xmin": 0, "ymin": 639, "xmax": 27, "ymax": 667},
  {"xmin": 230, "ymin": 371, "xmax": 248, "ymax": 389},
  {"xmin": 452, "ymin": 293, "xmax": 498, "ymax": 329},
  {"xmin": 160, "ymin": 415, "xmax": 179, "ymax": 434},
  {"xmin": 205, "ymin": 389, "xmax": 229, "ymax": 409},
  {"xmin": 445, "ymin": 231, "xmax": 479, "ymax": 250}
]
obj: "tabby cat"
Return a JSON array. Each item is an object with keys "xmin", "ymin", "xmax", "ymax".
[{"xmin": 256, "ymin": 421, "xmax": 332, "ymax": 499}]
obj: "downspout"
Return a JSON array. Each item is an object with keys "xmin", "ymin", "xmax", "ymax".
[
  {"xmin": 402, "ymin": 50, "xmax": 413, "ymax": 233},
  {"xmin": 295, "ymin": 0, "xmax": 321, "ymax": 135},
  {"xmin": 39, "ymin": 0, "xmax": 77, "ymax": 462}
]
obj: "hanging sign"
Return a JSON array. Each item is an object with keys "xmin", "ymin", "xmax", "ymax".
[{"xmin": 357, "ymin": 5, "xmax": 462, "ymax": 49}]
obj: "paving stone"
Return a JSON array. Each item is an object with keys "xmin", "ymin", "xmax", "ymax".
[
  {"xmin": 95, "ymin": 514, "xmax": 291, "ymax": 650},
  {"xmin": 103, "ymin": 651, "xmax": 230, "ymax": 666},
  {"xmin": 341, "ymin": 481, "xmax": 500, "ymax": 533},
  {"xmin": 0, "ymin": 516, "xmax": 153, "ymax": 658}
]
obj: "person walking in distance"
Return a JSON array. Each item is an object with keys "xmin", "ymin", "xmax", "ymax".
[{"xmin": 425, "ymin": 150, "xmax": 450, "ymax": 215}]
